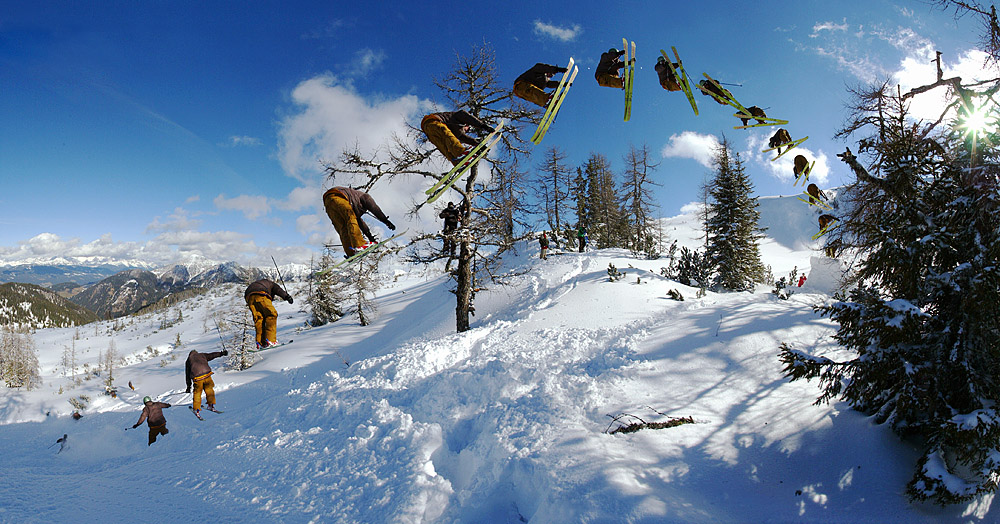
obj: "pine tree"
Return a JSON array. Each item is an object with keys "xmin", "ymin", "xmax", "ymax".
[
  {"xmin": 780, "ymin": 36, "xmax": 1000, "ymax": 503},
  {"xmin": 571, "ymin": 168, "xmax": 588, "ymax": 238},
  {"xmin": 534, "ymin": 146, "xmax": 573, "ymax": 246},
  {"xmin": 308, "ymin": 248, "xmax": 345, "ymax": 327},
  {"xmin": 0, "ymin": 328, "xmax": 40, "ymax": 390},
  {"xmin": 705, "ymin": 139, "xmax": 766, "ymax": 291},
  {"xmin": 583, "ymin": 153, "xmax": 625, "ymax": 248}
]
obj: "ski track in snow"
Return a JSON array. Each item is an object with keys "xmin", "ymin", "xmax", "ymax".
[{"xmin": 0, "ymin": 198, "xmax": 993, "ymax": 523}]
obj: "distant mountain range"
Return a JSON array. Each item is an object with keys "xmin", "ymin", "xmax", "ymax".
[{"xmin": 0, "ymin": 260, "xmax": 309, "ymax": 326}]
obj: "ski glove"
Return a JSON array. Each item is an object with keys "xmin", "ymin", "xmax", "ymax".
[
  {"xmin": 385, "ymin": 220, "xmax": 396, "ymax": 231},
  {"xmin": 287, "ymin": 296, "xmax": 293, "ymax": 305},
  {"xmin": 222, "ymin": 349, "xmax": 229, "ymax": 356}
]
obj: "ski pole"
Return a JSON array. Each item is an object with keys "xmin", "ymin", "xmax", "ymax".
[{"xmin": 271, "ymin": 256, "xmax": 288, "ymax": 291}]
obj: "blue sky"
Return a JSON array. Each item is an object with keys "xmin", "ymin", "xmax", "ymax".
[{"xmin": 0, "ymin": 1, "xmax": 993, "ymax": 267}]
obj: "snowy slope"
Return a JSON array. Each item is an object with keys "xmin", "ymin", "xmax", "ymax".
[{"xmin": 0, "ymin": 198, "xmax": 993, "ymax": 523}]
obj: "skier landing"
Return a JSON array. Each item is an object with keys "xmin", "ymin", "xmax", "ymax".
[
  {"xmin": 322, "ymin": 186, "xmax": 396, "ymax": 258},
  {"xmin": 131, "ymin": 396, "xmax": 172, "ymax": 446}
]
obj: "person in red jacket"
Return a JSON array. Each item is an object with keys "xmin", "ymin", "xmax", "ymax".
[
  {"xmin": 322, "ymin": 186, "xmax": 397, "ymax": 258},
  {"xmin": 185, "ymin": 349, "xmax": 227, "ymax": 415},
  {"xmin": 131, "ymin": 396, "xmax": 172, "ymax": 446},
  {"xmin": 513, "ymin": 63, "xmax": 568, "ymax": 107},
  {"xmin": 244, "ymin": 279, "xmax": 293, "ymax": 349}
]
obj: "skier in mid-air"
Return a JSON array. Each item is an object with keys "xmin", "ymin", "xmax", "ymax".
[
  {"xmin": 513, "ymin": 63, "xmax": 569, "ymax": 107},
  {"xmin": 322, "ymin": 187, "xmax": 396, "ymax": 258},
  {"xmin": 185, "ymin": 349, "xmax": 227, "ymax": 417},
  {"xmin": 654, "ymin": 55, "xmax": 682, "ymax": 91},
  {"xmin": 244, "ymin": 278, "xmax": 293, "ymax": 349},
  {"xmin": 131, "ymin": 396, "xmax": 172, "ymax": 446},
  {"xmin": 421, "ymin": 110, "xmax": 495, "ymax": 165},
  {"xmin": 595, "ymin": 48, "xmax": 626, "ymax": 89}
]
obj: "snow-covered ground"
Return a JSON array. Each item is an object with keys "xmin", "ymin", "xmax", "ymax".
[{"xmin": 1, "ymin": 194, "xmax": 993, "ymax": 523}]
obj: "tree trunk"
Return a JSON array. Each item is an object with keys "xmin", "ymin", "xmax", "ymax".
[{"xmin": 455, "ymin": 238, "xmax": 472, "ymax": 332}]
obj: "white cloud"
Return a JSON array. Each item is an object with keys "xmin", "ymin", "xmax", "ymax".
[
  {"xmin": 811, "ymin": 20, "xmax": 848, "ymax": 36},
  {"xmin": 352, "ymin": 48, "xmax": 386, "ymax": 76},
  {"xmin": 661, "ymin": 131, "xmax": 721, "ymax": 168},
  {"xmin": 743, "ymin": 132, "xmax": 831, "ymax": 186},
  {"xmin": 533, "ymin": 20, "xmax": 581, "ymax": 42},
  {"xmin": 225, "ymin": 135, "xmax": 262, "ymax": 147},
  {"xmin": 146, "ymin": 207, "xmax": 203, "ymax": 233},
  {"xmin": 895, "ymin": 49, "xmax": 1000, "ymax": 121},
  {"xmin": 185, "ymin": 195, "xmax": 200, "ymax": 203},
  {"xmin": 213, "ymin": 194, "xmax": 271, "ymax": 220}
]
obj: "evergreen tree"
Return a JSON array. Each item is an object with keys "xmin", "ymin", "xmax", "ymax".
[
  {"xmin": 705, "ymin": 139, "xmax": 766, "ymax": 291},
  {"xmin": 0, "ymin": 328, "xmax": 40, "ymax": 390},
  {"xmin": 583, "ymin": 153, "xmax": 625, "ymax": 248},
  {"xmin": 780, "ymin": 33, "xmax": 1000, "ymax": 503},
  {"xmin": 308, "ymin": 248, "xmax": 345, "ymax": 327},
  {"xmin": 571, "ymin": 168, "xmax": 588, "ymax": 237}
]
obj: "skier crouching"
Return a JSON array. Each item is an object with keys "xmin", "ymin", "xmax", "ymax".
[
  {"xmin": 421, "ymin": 111, "xmax": 495, "ymax": 165},
  {"xmin": 244, "ymin": 278, "xmax": 293, "ymax": 349},
  {"xmin": 322, "ymin": 186, "xmax": 396, "ymax": 258},
  {"xmin": 513, "ymin": 63, "xmax": 568, "ymax": 107},
  {"xmin": 595, "ymin": 48, "xmax": 626, "ymax": 89},
  {"xmin": 131, "ymin": 396, "xmax": 171, "ymax": 446},
  {"xmin": 185, "ymin": 349, "xmax": 227, "ymax": 417},
  {"xmin": 654, "ymin": 55, "xmax": 682, "ymax": 91}
]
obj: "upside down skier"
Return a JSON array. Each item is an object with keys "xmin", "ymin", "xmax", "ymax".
[
  {"xmin": 131, "ymin": 396, "xmax": 171, "ymax": 446},
  {"xmin": 595, "ymin": 48, "xmax": 626, "ymax": 89},
  {"xmin": 654, "ymin": 55, "xmax": 682, "ymax": 91},
  {"xmin": 421, "ymin": 110, "xmax": 496, "ymax": 166},
  {"xmin": 244, "ymin": 278, "xmax": 293, "ymax": 349},
  {"xmin": 322, "ymin": 186, "xmax": 396, "ymax": 258},
  {"xmin": 513, "ymin": 62, "xmax": 569, "ymax": 107}
]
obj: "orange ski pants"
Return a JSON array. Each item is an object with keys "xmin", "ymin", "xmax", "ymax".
[
  {"xmin": 421, "ymin": 116, "xmax": 466, "ymax": 165},
  {"xmin": 596, "ymin": 73, "xmax": 624, "ymax": 89},
  {"xmin": 323, "ymin": 189, "xmax": 367, "ymax": 256},
  {"xmin": 513, "ymin": 81, "xmax": 550, "ymax": 107},
  {"xmin": 192, "ymin": 373, "xmax": 215, "ymax": 411},
  {"xmin": 246, "ymin": 293, "xmax": 277, "ymax": 346}
]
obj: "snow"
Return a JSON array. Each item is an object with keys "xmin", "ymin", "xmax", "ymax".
[{"xmin": 0, "ymin": 197, "xmax": 993, "ymax": 523}]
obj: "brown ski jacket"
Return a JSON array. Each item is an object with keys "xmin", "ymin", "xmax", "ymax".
[
  {"xmin": 185, "ymin": 350, "xmax": 224, "ymax": 390},
  {"xmin": 135, "ymin": 402, "xmax": 171, "ymax": 427},
  {"xmin": 425, "ymin": 111, "xmax": 493, "ymax": 146},
  {"xmin": 244, "ymin": 279, "xmax": 292, "ymax": 303},
  {"xmin": 515, "ymin": 63, "xmax": 566, "ymax": 89}
]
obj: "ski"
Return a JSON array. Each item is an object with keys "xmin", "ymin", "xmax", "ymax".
[
  {"xmin": 661, "ymin": 48, "xmax": 698, "ymax": 116},
  {"xmin": 205, "ymin": 407, "xmax": 224, "ymax": 414},
  {"xmin": 695, "ymin": 73, "xmax": 756, "ymax": 118},
  {"xmin": 732, "ymin": 114, "xmax": 789, "ymax": 129},
  {"xmin": 532, "ymin": 64, "xmax": 578, "ymax": 144},
  {"xmin": 426, "ymin": 120, "xmax": 506, "ymax": 196},
  {"xmin": 323, "ymin": 230, "xmax": 409, "ymax": 272},
  {"xmin": 624, "ymin": 38, "xmax": 636, "ymax": 121},
  {"xmin": 762, "ymin": 136, "xmax": 809, "ymax": 160},
  {"xmin": 793, "ymin": 161, "xmax": 815, "ymax": 186},
  {"xmin": 812, "ymin": 222, "xmax": 839, "ymax": 240},
  {"xmin": 531, "ymin": 58, "xmax": 575, "ymax": 143},
  {"xmin": 426, "ymin": 132, "xmax": 504, "ymax": 202},
  {"xmin": 189, "ymin": 406, "xmax": 204, "ymax": 421},
  {"xmin": 248, "ymin": 339, "xmax": 294, "ymax": 353},
  {"xmin": 798, "ymin": 195, "xmax": 833, "ymax": 211}
]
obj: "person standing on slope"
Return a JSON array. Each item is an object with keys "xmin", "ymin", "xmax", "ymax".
[
  {"xmin": 539, "ymin": 231, "xmax": 550, "ymax": 260},
  {"xmin": 513, "ymin": 63, "xmax": 568, "ymax": 107},
  {"xmin": 577, "ymin": 225, "xmax": 588, "ymax": 253},
  {"xmin": 439, "ymin": 201, "xmax": 461, "ymax": 256},
  {"xmin": 185, "ymin": 349, "xmax": 227, "ymax": 416},
  {"xmin": 244, "ymin": 278, "xmax": 293, "ymax": 349},
  {"xmin": 595, "ymin": 48, "xmax": 626, "ymax": 89},
  {"xmin": 131, "ymin": 396, "xmax": 172, "ymax": 446},
  {"xmin": 421, "ymin": 110, "xmax": 496, "ymax": 165},
  {"xmin": 322, "ymin": 186, "xmax": 397, "ymax": 258}
]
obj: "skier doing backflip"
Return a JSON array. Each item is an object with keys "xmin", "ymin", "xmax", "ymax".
[
  {"xmin": 131, "ymin": 396, "xmax": 171, "ymax": 446},
  {"xmin": 185, "ymin": 349, "xmax": 227, "ymax": 417},
  {"xmin": 244, "ymin": 278, "xmax": 293, "ymax": 349},
  {"xmin": 513, "ymin": 63, "xmax": 569, "ymax": 107},
  {"xmin": 595, "ymin": 48, "xmax": 626, "ymax": 89},
  {"xmin": 322, "ymin": 186, "xmax": 396, "ymax": 258},
  {"xmin": 421, "ymin": 111, "xmax": 495, "ymax": 166}
]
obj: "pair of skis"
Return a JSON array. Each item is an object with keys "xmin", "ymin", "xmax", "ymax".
[
  {"xmin": 623, "ymin": 38, "xmax": 636, "ymax": 121},
  {"xmin": 532, "ymin": 59, "xmax": 579, "ymax": 144},
  {"xmin": 761, "ymin": 134, "xmax": 809, "ymax": 161},
  {"xmin": 190, "ymin": 406, "xmax": 224, "ymax": 420},
  {"xmin": 424, "ymin": 120, "xmax": 507, "ymax": 204},
  {"xmin": 248, "ymin": 339, "xmax": 294, "ymax": 353},
  {"xmin": 316, "ymin": 229, "xmax": 409, "ymax": 274}
]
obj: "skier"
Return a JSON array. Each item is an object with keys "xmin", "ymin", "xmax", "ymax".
[
  {"xmin": 49, "ymin": 434, "xmax": 68, "ymax": 453},
  {"xmin": 769, "ymin": 129, "xmax": 793, "ymax": 154},
  {"xmin": 698, "ymin": 79, "xmax": 732, "ymax": 104},
  {"xmin": 513, "ymin": 62, "xmax": 569, "ymax": 107},
  {"xmin": 794, "ymin": 155, "xmax": 811, "ymax": 181},
  {"xmin": 539, "ymin": 231, "xmax": 549, "ymax": 260},
  {"xmin": 654, "ymin": 55, "xmax": 682, "ymax": 91},
  {"xmin": 577, "ymin": 225, "xmax": 588, "ymax": 253},
  {"xmin": 421, "ymin": 111, "xmax": 495, "ymax": 165},
  {"xmin": 130, "ymin": 396, "xmax": 171, "ymax": 446},
  {"xmin": 739, "ymin": 106, "xmax": 768, "ymax": 127},
  {"xmin": 244, "ymin": 278, "xmax": 293, "ymax": 349},
  {"xmin": 185, "ymin": 349, "xmax": 228, "ymax": 416},
  {"xmin": 439, "ymin": 201, "xmax": 460, "ymax": 256},
  {"xmin": 797, "ymin": 275, "xmax": 807, "ymax": 287},
  {"xmin": 806, "ymin": 183, "xmax": 827, "ymax": 205},
  {"xmin": 322, "ymin": 186, "xmax": 397, "ymax": 258},
  {"xmin": 595, "ymin": 48, "xmax": 626, "ymax": 89}
]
